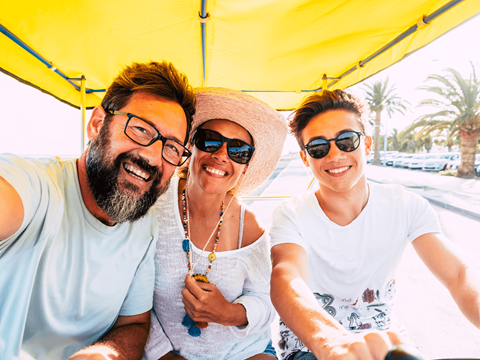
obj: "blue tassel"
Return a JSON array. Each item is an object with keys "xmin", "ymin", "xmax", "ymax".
[
  {"xmin": 188, "ymin": 325, "xmax": 201, "ymax": 337},
  {"xmin": 182, "ymin": 313, "xmax": 195, "ymax": 328},
  {"xmin": 182, "ymin": 239, "xmax": 190, "ymax": 252}
]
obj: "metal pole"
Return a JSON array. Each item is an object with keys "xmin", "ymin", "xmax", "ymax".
[
  {"xmin": 80, "ymin": 75, "xmax": 86, "ymax": 153},
  {"xmin": 383, "ymin": 117, "xmax": 388, "ymax": 165}
]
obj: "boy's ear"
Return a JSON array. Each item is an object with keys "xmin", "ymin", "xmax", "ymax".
[
  {"xmin": 299, "ymin": 150, "xmax": 310, "ymax": 167},
  {"xmin": 364, "ymin": 135, "xmax": 373, "ymax": 155},
  {"xmin": 86, "ymin": 106, "xmax": 108, "ymax": 141}
]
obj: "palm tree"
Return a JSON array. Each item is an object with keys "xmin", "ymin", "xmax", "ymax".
[
  {"xmin": 363, "ymin": 78, "xmax": 409, "ymax": 165},
  {"xmin": 416, "ymin": 63, "xmax": 480, "ymax": 178}
]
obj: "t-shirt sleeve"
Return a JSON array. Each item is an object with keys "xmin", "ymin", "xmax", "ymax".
[
  {"xmin": 406, "ymin": 191, "xmax": 443, "ymax": 242},
  {"xmin": 0, "ymin": 155, "xmax": 46, "ymax": 256},
  {"xmin": 269, "ymin": 200, "xmax": 307, "ymax": 250},
  {"xmin": 118, "ymin": 230, "xmax": 157, "ymax": 316}
]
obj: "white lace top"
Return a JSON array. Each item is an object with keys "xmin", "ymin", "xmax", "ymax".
[{"xmin": 144, "ymin": 178, "xmax": 275, "ymax": 360}]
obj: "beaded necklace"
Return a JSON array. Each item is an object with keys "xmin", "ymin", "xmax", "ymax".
[
  {"xmin": 181, "ymin": 186, "xmax": 225, "ymax": 337},
  {"xmin": 181, "ymin": 188, "xmax": 224, "ymax": 281},
  {"xmin": 180, "ymin": 173, "xmax": 246, "ymax": 337}
]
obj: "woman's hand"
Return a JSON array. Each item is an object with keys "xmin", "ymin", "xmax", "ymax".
[{"xmin": 181, "ymin": 274, "xmax": 248, "ymax": 327}]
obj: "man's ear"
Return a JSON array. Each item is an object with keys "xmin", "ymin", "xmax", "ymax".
[
  {"xmin": 364, "ymin": 135, "xmax": 373, "ymax": 155},
  {"xmin": 299, "ymin": 150, "xmax": 310, "ymax": 167},
  {"xmin": 86, "ymin": 106, "xmax": 108, "ymax": 141}
]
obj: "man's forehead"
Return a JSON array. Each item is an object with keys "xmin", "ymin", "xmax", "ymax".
[
  {"xmin": 121, "ymin": 92, "xmax": 187, "ymax": 139},
  {"xmin": 303, "ymin": 110, "xmax": 362, "ymax": 140}
]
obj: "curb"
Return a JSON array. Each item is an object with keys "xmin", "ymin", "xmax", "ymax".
[{"xmin": 367, "ymin": 178, "xmax": 480, "ymax": 221}]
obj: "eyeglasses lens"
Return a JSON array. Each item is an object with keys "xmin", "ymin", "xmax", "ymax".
[
  {"xmin": 228, "ymin": 139, "xmax": 254, "ymax": 164},
  {"xmin": 126, "ymin": 117, "xmax": 157, "ymax": 145},
  {"xmin": 306, "ymin": 139, "xmax": 329, "ymax": 159},
  {"xmin": 336, "ymin": 132, "xmax": 360, "ymax": 152},
  {"xmin": 126, "ymin": 116, "xmax": 186, "ymax": 166}
]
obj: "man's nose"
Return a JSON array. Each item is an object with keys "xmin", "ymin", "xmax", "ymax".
[
  {"xmin": 325, "ymin": 140, "xmax": 346, "ymax": 162},
  {"xmin": 212, "ymin": 142, "xmax": 229, "ymax": 162},
  {"xmin": 138, "ymin": 139, "xmax": 164, "ymax": 168}
]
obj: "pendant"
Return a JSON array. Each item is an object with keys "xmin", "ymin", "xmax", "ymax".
[
  {"xmin": 193, "ymin": 274, "xmax": 210, "ymax": 284},
  {"xmin": 182, "ymin": 239, "xmax": 190, "ymax": 252},
  {"xmin": 181, "ymin": 274, "xmax": 211, "ymax": 336},
  {"xmin": 207, "ymin": 252, "xmax": 216, "ymax": 262}
]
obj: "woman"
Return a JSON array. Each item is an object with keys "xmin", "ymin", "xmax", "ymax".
[{"xmin": 145, "ymin": 87, "xmax": 287, "ymax": 360}]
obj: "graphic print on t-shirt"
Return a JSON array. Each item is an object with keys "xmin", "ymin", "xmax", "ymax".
[
  {"xmin": 277, "ymin": 280, "xmax": 397, "ymax": 359},
  {"xmin": 278, "ymin": 293, "xmax": 336, "ymax": 358}
]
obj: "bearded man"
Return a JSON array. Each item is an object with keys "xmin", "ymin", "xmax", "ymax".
[{"xmin": 0, "ymin": 61, "xmax": 196, "ymax": 360}]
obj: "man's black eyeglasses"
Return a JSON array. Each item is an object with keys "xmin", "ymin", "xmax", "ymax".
[
  {"xmin": 107, "ymin": 110, "xmax": 191, "ymax": 166},
  {"xmin": 193, "ymin": 128, "xmax": 255, "ymax": 165},
  {"xmin": 302, "ymin": 131, "xmax": 364, "ymax": 159}
]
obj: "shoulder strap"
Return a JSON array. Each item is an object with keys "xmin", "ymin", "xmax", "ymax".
[{"xmin": 237, "ymin": 204, "xmax": 246, "ymax": 249}]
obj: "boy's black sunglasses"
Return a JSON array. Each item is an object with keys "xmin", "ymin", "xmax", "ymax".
[
  {"xmin": 193, "ymin": 128, "xmax": 255, "ymax": 164},
  {"xmin": 302, "ymin": 131, "xmax": 364, "ymax": 159}
]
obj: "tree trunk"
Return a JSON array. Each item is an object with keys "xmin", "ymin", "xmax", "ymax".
[
  {"xmin": 457, "ymin": 130, "xmax": 480, "ymax": 178},
  {"xmin": 372, "ymin": 111, "xmax": 382, "ymax": 165}
]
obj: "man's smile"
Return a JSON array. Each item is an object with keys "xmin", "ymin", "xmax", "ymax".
[
  {"xmin": 325, "ymin": 166, "xmax": 350, "ymax": 174},
  {"xmin": 123, "ymin": 162, "xmax": 152, "ymax": 181}
]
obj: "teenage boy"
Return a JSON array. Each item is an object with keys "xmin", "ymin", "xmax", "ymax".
[
  {"xmin": 270, "ymin": 90, "xmax": 480, "ymax": 360},
  {"xmin": 0, "ymin": 61, "xmax": 195, "ymax": 360}
]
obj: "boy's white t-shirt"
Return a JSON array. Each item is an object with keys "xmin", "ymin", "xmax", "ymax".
[
  {"xmin": 0, "ymin": 154, "xmax": 157, "ymax": 360},
  {"xmin": 269, "ymin": 182, "xmax": 442, "ymax": 359}
]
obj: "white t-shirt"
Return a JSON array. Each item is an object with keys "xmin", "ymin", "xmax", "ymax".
[
  {"xmin": 0, "ymin": 154, "xmax": 157, "ymax": 360},
  {"xmin": 144, "ymin": 178, "xmax": 275, "ymax": 360},
  {"xmin": 269, "ymin": 182, "xmax": 442, "ymax": 359}
]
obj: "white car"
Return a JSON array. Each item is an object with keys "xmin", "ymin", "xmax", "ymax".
[
  {"xmin": 385, "ymin": 153, "xmax": 405, "ymax": 166},
  {"xmin": 408, "ymin": 154, "xmax": 433, "ymax": 169},
  {"xmin": 422, "ymin": 152, "xmax": 460, "ymax": 171},
  {"xmin": 447, "ymin": 154, "xmax": 480, "ymax": 170},
  {"xmin": 393, "ymin": 154, "xmax": 413, "ymax": 167}
]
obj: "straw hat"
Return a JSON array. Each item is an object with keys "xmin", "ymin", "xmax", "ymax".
[{"xmin": 191, "ymin": 87, "xmax": 288, "ymax": 196}]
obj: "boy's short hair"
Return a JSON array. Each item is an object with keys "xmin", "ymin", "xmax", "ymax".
[
  {"xmin": 101, "ymin": 61, "xmax": 196, "ymax": 144},
  {"xmin": 289, "ymin": 89, "xmax": 369, "ymax": 147}
]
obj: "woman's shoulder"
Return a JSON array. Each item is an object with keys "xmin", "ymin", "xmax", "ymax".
[{"xmin": 240, "ymin": 205, "xmax": 265, "ymax": 248}]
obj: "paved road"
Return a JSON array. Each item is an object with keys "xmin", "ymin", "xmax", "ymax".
[{"xmin": 248, "ymin": 159, "xmax": 480, "ymax": 358}]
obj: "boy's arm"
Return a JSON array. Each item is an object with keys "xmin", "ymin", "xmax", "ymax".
[
  {"xmin": 413, "ymin": 232, "xmax": 480, "ymax": 328},
  {"xmin": 271, "ymin": 243, "xmax": 402, "ymax": 359},
  {"xmin": 0, "ymin": 176, "xmax": 24, "ymax": 241}
]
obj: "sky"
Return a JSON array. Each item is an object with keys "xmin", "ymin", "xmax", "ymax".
[{"xmin": 1, "ymin": 13, "xmax": 480, "ymax": 157}]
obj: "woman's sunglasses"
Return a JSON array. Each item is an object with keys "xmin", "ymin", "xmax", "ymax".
[
  {"xmin": 193, "ymin": 128, "xmax": 255, "ymax": 164},
  {"xmin": 303, "ymin": 131, "xmax": 363, "ymax": 159}
]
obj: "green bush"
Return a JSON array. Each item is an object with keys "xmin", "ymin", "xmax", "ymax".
[{"xmin": 438, "ymin": 169, "xmax": 458, "ymax": 177}]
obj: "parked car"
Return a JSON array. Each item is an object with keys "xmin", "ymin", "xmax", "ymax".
[
  {"xmin": 422, "ymin": 152, "xmax": 461, "ymax": 171},
  {"xmin": 408, "ymin": 154, "xmax": 433, "ymax": 169},
  {"xmin": 393, "ymin": 154, "xmax": 413, "ymax": 167},
  {"xmin": 380, "ymin": 151, "xmax": 399, "ymax": 165},
  {"xmin": 477, "ymin": 164, "xmax": 480, "ymax": 177},
  {"xmin": 447, "ymin": 153, "xmax": 480, "ymax": 170},
  {"xmin": 385, "ymin": 153, "xmax": 406, "ymax": 166},
  {"xmin": 402, "ymin": 155, "xmax": 418, "ymax": 168}
]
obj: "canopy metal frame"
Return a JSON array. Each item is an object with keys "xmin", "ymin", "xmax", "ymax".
[{"xmin": 0, "ymin": 0, "xmax": 466, "ymax": 97}]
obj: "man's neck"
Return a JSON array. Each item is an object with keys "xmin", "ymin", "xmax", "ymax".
[
  {"xmin": 77, "ymin": 152, "xmax": 116, "ymax": 226},
  {"xmin": 315, "ymin": 177, "xmax": 369, "ymax": 227}
]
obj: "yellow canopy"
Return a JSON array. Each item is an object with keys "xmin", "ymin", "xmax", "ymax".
[{"xmin": 1, "ymin": 0, "xmax": 479, "ymax": 110}]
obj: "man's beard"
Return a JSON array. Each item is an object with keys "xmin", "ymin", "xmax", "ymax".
[{"xmin": 86, "ymin": 121, "xmax": 170, "ymax": 223}]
